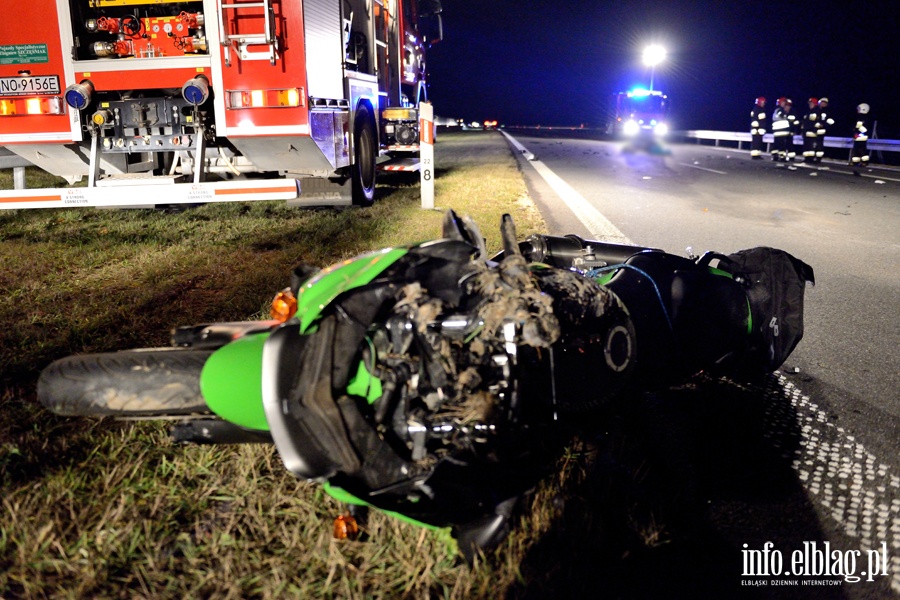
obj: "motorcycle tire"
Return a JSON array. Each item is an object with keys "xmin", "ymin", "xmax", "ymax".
[{"xmin": 38, "ymin": 348, "xmax": 214, "ymax": 418}]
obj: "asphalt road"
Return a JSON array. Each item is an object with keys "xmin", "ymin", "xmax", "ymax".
[{"xmin": 500, "ymin": 130, "xmax": 899, "ymax": 598}]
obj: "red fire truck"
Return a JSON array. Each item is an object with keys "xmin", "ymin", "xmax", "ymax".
[
  {"xmin": 0, "ymin": 0, "xmax": 442, "ymax": 209},
  {"xmin": 609, "ymin": 88, "xmax": 669, "ymax": 139}
]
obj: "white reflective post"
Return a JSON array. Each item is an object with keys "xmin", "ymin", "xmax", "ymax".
[
  {"xmin": 419, "ymin": 101, "xmax": 435, "ymax": 209},
  {"xmin": 13, "ymin": 167, "xmax": 26, "ymax": 190}
]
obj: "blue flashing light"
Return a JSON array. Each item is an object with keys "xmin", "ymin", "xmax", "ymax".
[
  {"xmin": 182, "ymin": 76, "xmax": 210, "ymax": 105},
  {"xmin": 625, "ymin": 88, "xmax": 667, "ymax": 100},
  {"xmin": 183, "ymin": 84, "xmax": 205, "ymax": 104},
  {"xmin": 64, "ymin": 83, "xmax": 93, "ymax": 110}
]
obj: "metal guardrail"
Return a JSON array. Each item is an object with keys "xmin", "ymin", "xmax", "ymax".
[
  {"xmin": 682, "ymin": 130, "xmax": 900, "ymax": 153},
  {"xmin": 0, "ymin": 148, "xmax": 31, "ymax": 190}
]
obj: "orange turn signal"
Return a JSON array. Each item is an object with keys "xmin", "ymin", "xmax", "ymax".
[
  {"xmin": 227, "ymin": 88, "xmax": 304, "ymax": 109},
  {"xmin": 270, "ymin": 288, "xmax": 297, "ymax": 322},
  {"xmin": 333, "ymin": 515, "xmax": 359, "ymax": 540}
]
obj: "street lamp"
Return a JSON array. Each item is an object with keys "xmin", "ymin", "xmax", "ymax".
[{"xmin": 643, "ymin": 45, "xmax": 666, "ymax": 91}]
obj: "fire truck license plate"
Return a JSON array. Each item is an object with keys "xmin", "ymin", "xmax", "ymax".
[{"xmin": 0, "ymin": 75, "xmax": 60, "ymax": 96}]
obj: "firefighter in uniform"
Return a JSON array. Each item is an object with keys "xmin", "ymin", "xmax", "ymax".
[
  {"xmin": 801, "ymin": 98, "xmax": 819, "ymax": 162},
  {"xmin": 785, "ymin": 99, "xmax": 799, "ymax": 161},
  {"xmin": 850, "ymin": 103, "xmax": 870, "ymax": 169},
  {"xmin": 772, "ymin": 96, "xmax": 791, "ymax": 162},
  {"xmin": 771, "ymin": 97, "xmax": 794, "ymax": 161},
  {"xmin": 815, "ymin": 98, "xmax": 834, "ymax": 163},
  {"xmin": 750, "ymin": 96, "xmax": 767, "ymax": 159}
]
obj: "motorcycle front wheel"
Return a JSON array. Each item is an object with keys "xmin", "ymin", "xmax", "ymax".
[{"xmin": 38, "ymin": 349, "xmax": 213, "ymax": 418}]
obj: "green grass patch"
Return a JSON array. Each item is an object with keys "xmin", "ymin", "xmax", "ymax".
[
  {"xmin": 0, "ymin": 165, "xmax": 72, "ymax": 190},
  {"xmin": 0, "ymin": 132, "xmax": 574, "ymax": 598}
]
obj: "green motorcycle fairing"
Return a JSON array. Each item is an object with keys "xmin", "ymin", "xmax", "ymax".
[
  {"xmin": 200, "ymin": 332, "xmax": 272, "ymax": 431},
  {"xmin": 322, "ymin": 482, "xmax": 444, "ymax": 531},
  {"xmin": 295, "ymin": 247, "xmax": 410, "ymax": 333},
  {"xmin": 199, "ymin": 246, "xmax": 408, "ymax": 431}
]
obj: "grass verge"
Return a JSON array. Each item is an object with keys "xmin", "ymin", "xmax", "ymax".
[
  {"xmin": 0, "ymin": 132, "xmax": 765, "ymax": 600},
  {"xmin": 0, "ymin": 132, "xmax": 567, "ymax": 598}
]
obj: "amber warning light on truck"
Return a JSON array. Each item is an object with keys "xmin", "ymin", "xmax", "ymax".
[{"xmin": 0, "ymin": 73, "xmax": 65, "ymax": 115}]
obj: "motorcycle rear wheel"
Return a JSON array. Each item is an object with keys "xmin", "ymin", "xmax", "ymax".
[{"xmin": 38, "ymin": 349, "xmax": 213, "ymax": 418}]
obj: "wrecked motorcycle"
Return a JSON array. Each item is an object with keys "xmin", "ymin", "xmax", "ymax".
[{"xmin": 38, "ymin": 211, "xmax": 814, "ymax": 558}]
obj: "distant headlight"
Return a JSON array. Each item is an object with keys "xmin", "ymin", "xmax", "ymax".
[
  {"xmin": 654, "ymin": 122, "xmax": 669, "ymax": 137},
  {"xmin": 623, "ymin": 120, "xmax": 640, "ymax": 136}
]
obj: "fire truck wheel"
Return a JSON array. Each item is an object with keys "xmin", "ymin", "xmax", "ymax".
[{"xmin": 352, "ymin": 105, "xmax": 377, "ymax": 206}]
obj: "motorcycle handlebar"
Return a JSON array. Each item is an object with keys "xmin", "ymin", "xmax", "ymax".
[{"xmin": 493, "ymin": 234, "xmax": 663, "ymax": 271}]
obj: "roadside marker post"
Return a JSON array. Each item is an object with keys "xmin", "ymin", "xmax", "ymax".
[{"xmin": 419, "ymin": 102, "xmax": 435, "ymax": 209}]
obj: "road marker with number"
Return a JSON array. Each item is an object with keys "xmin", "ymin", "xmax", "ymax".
[{"xmin": 419, "ymin": 102, "xmax": 435, "ymax": 209}]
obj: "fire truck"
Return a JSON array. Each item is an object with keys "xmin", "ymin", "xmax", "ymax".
[
  {"xmin": 0, "ymin": 0, "xmax": 443, "ymax": 209},
  {"xmin": 609, "ymin": 88, "xmax": 669, "ymax": 139}
]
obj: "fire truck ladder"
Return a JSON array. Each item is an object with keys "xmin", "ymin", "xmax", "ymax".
[{"xmin": 219, "ymin": 0, "xmax": 279, "ymax": 66}]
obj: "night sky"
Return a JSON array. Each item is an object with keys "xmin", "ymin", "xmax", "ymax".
[{"xmin": 426, "ymin": 1, "xmax": 900, "ymax": 138}]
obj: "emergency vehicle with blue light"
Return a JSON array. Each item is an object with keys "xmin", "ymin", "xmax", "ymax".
[{"xmin": 609, "ymin": 88, "xmax": 669, "ymax": 139}]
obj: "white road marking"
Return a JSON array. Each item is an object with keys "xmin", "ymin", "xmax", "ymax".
[
  {"xmin": 768, "ymin": 374, "xmax": 900, "ymax": 593},
  {"xmin": 678, "ymin": 162, "xmax": 728, "ymax": 175},
  {"xmin": 501, "ymin": 131, "xmax": 632, "ymax": 244},
  {"xmin": 502, "ymin": 130, "xmax": 899, "ymax": 593}
]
